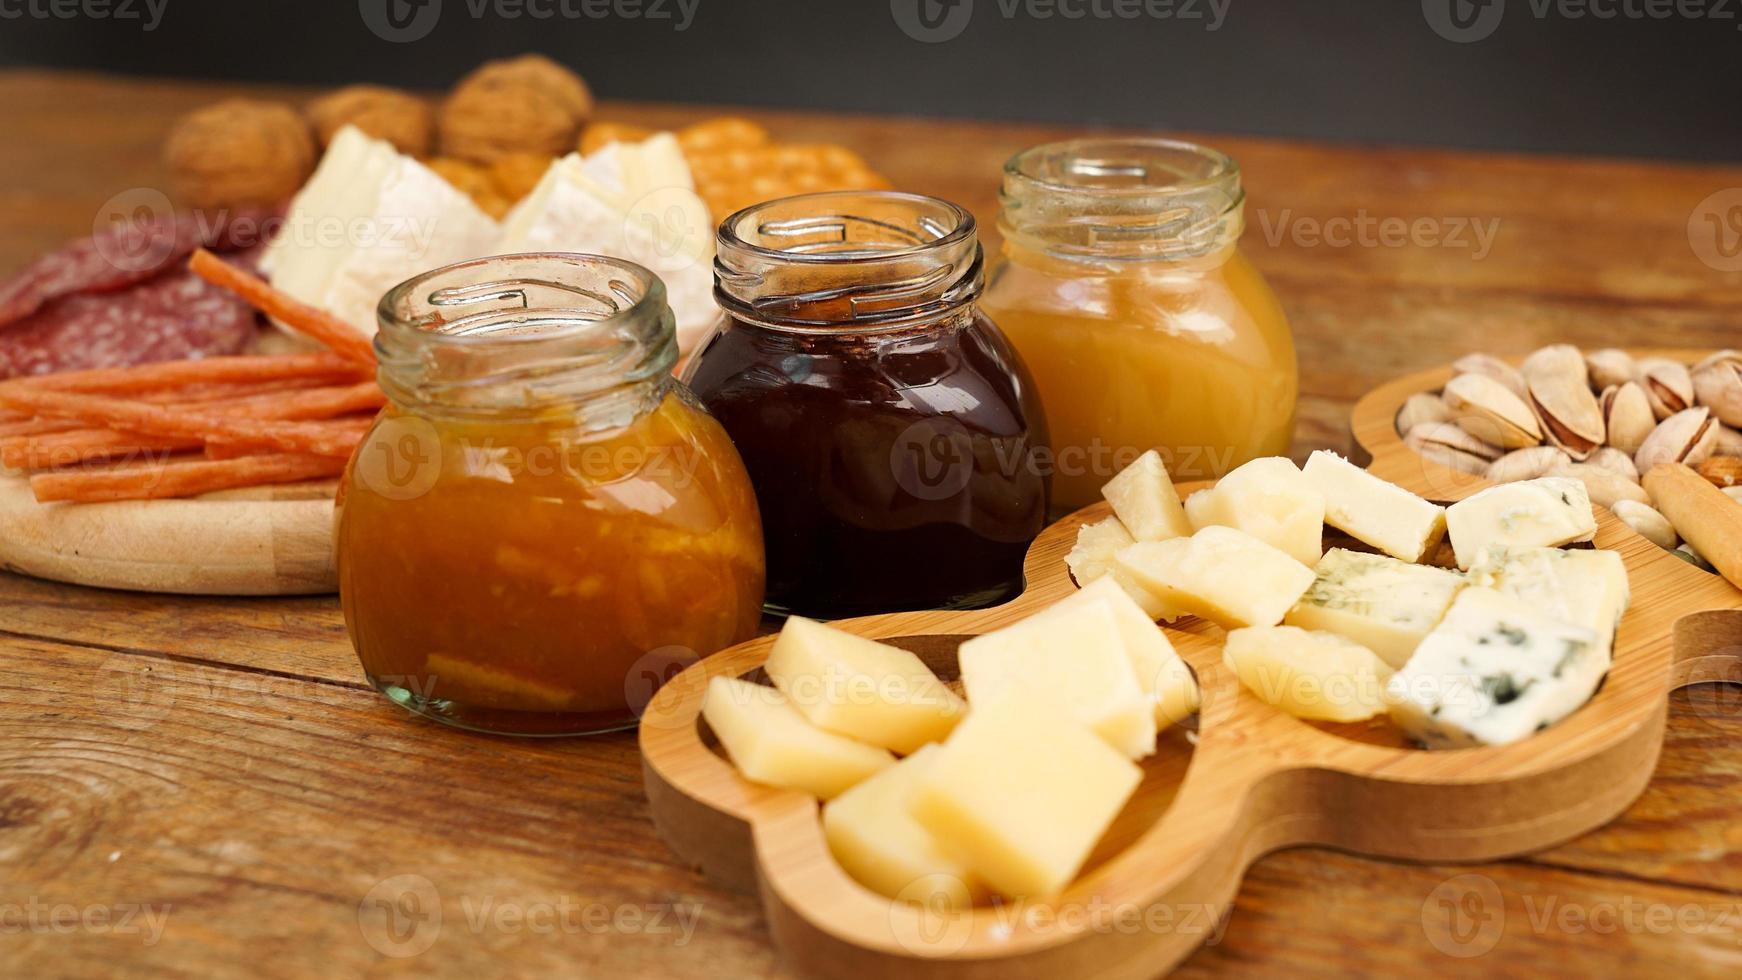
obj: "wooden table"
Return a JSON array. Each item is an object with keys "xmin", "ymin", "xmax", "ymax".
[{"xmin": 2, "ymin": 69, "xmax": 1739, "ymax": 978}]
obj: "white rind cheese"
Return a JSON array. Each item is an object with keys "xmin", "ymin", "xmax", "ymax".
[
  {"xmin": 1444, "ymin": 477, "xmax": 1599, "ymax": 570},
  {"xmin": 1301, "ymin": 451, "xmax": 1448, "ymax": 562},
  {"xmin": 1183, "ymin": 456, "xmax": 1326, "ymax": 566},
  {"xmin": 1102, "ymin": 450, "xmax": 1192, "ymax": 542},
  {"xmin": 1386, "ymin": 587, "xmax": 1606, "ymax": 748},
  {"xmin": 1284, "ymin": 548, "xmax": 1467, "ymax": 669},
  {"xmin": 1115, "ymin": 526, "xmax": 1315, "ymax": 629},
  {"xmin": 1466, "ymin": 545, "xmax": 1630, "ymax": 649}
]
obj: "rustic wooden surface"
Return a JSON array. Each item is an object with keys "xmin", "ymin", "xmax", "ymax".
[{"xmin": 2, "ymin": 69, "xmax": 1740, "ymax": 978}]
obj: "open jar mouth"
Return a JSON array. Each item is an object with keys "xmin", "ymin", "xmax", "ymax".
[
  {"xmin": 375, "ymin": 252, "xmax": 678, "ymax": 421},
  {"xmin": 713, "ymin": 191, "xmax": 984, "ymax": 333},
  {"xmin": 1000, "ymin": 138, "xmax": 1246, "ymax": 261}
]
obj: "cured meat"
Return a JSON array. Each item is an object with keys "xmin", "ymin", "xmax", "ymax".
[
  {"xmin": 0, "ymin": 270, "xmax": 259, "ymax": 379},
  {"xmin": 0, "ymin": 207, "xmax": 274, "ymax": 329}
]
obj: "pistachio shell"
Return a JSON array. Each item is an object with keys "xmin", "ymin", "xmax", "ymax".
[
  {"xmin": 1452, "ymin": 353, "xmax": 1530, "ymax": 400},
  {"xmin": 1523, "ymin": 345, "xmax": 1604, "ymax": 460},
  {"xmin": 1586, "ymin": 446, "xmax": 1640, "ymax": 483},
  {"xmin": 1610, "ymin": 499, "xmax": 1678, "ymax": 550},
  {"xmin": 1405, "ymin": 421, "xmax": 1502, "ymax": 465},
  {"xmin": 1442, "ymin": 373, "xmax": 1543, "ymax": 449},
  {"xmin": 1585, "ymin": 348, "xmax": 1637, "ymax": 391},
  {"xmin": 1674, "ymin": 543, "xmax": 1716, "ymax": 573},
  {"xmin": 1396, "ymin": 392, "xmax": 1454, "ymax": 437},
  {"xmin": 1692, "ymin": 350, "xmax": 1742, "ymax": 427},
  {"xmin": 1635, "ymin": 406, "xmax": 1718, "ymax": 473},
  {"xmin": 1724, "ymin": 486, "xmax": 1742, "ymax": 505},
  {"xmin": 1549, "ymin": 459, "xmax": 1650, "ymax": 509},
  {"xmin": 1485, "ymin": 445, "xmax": 1569, "ymax": 483},
  {"xmin": 1600, "ymin": 382, "xmax": 1656, "ymax": 455},
  {"xmin": 1718, "ymin": 425, "xmax": 1742, "ymax": 458},
  {"xmin": 1637, "ymin": 357, "xmax": 1695, "ymax": 420}
]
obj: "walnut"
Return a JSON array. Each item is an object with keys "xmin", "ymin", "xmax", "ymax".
[
  {"xmin": 164, "ymin": 99, "xmax": 316, "ymax": 209},
  {"xmin": 305, "ymin": 85, "xmax": 434, "ymax": 157},
  {"xmin": 489, "ymin": 152, "xmax": 555, "ymax": 204},
  {"xmin": 438, "ymin": 55, "xmax": 592, "ymax": 164}
]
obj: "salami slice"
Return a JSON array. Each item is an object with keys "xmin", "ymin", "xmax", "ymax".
[{"xmin": 0, "ymin": 270, "xmax": 260, "ymax": 379}]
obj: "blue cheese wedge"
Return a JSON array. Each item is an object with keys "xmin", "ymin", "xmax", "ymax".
[
  {"xmin": 1283, "ymin": 548, "xmax": 1467, "ymax": 670},
  {"xmin": 1301, "ymin": 451, "xmax": 1447, "ymax": 562},
  {"xmin": 1466, "ymin": 545, "xmax": 1630, "ymax": 650},
  {"xmin": 1386, "ymin": 587, "xmax": 1606, "ymax": 748},
  {"xmin": 1444, "ymin": 477, "xmax": 1597, "ymax": 570}
]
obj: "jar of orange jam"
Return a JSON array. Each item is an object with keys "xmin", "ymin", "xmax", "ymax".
[
  {"xmin": 336, "ymin": 253, "xmax": 765, "ymax": 736},
  {"xmin": 980, "ymin": 139, "xmax": 1298, "ymax": 516}
]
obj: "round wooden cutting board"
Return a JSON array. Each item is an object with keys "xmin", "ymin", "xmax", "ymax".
[{"xmin": 0, "ymin": 473, "xmax": 338, "ymax": 595}]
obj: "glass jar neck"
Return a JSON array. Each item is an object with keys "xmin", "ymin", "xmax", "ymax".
[
  {"xmin": 713, "ymin": 191, "xmax": 983, "ymax": 335},
  {"xmin": 998, "ymin": 138, "xmax": 1245, "ymax": 265},
  {"xmin": 375, "ymin": 252, "xmax": 678, "ymax": 426}
]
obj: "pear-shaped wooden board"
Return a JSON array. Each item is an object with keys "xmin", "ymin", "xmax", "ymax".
[{"xmin": 640, "ymin": 351, "xmax": 1742, "ymax": 979}]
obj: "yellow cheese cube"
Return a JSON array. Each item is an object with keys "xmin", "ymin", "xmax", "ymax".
[
  {"xmin": 1283, "ymin": 548, "xmax": 1468, "ymax": 670},
  {"xmin": 1183, "ymin": 456, "xmax": 1326, "ymax": 567},
  {"xmin": 1050, "ymin": 577, "xmax": 1201, "ymax": 727},
  {"xmin": 764, "ymin": 617, "xmax": 966, "ymax": 754},
  {"xmin": 701, "ymin": 676, "xmax": 894, "ymax": 800},
  {"xmin": 1302, "ymin": 450, "xmax": 1448, "ymax": 562},
  {"xmin": 1115, "ymin": 526, "xmax": 1316, "ymax": 629},
  {"xmin": 1102, "ymin": 449, "xmax": 1192, "ymax": 541},
  {"xmin": 1065, "ymin": 517, "xmax": 1188, "ymax": 622},
  {"xmin": 1223, "ymin": 625, "xmax": 1393, "ymax": 722},
  {"xmin": 823, "ymin": 745, "xmax": 988, "ymax": 910},
  {"xmin": 912, "ymin": 688, "xmax": 1142, "ymax": 898},
  {"xmin": 958, "ymin": 598, "xmax": 1158, "ymax": 759}
]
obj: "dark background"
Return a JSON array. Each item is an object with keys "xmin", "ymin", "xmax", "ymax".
[{"xmin": 1, "ymin": 0, "xmax": 1739, "ymax": 161}]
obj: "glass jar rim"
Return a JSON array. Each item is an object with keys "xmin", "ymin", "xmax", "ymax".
[
  {"xmin": 715, "ymin": 190, "xmax": 977, "ymax": 266},
  {"xmin": 1003, "ymin": 137, "xmax": 1240, "ymax": 199}
]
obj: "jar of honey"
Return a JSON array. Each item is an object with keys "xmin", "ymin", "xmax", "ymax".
[
  {"xmin": 684, "ymin": 191, "xmax": 1049, "ymax": 619},
  {"xmin": 337, "ymin": 253, "xmax": 765, "ymax": 736},
  {"xmin": 980, "ymin": 139, "xmax": 1298, "ymax": 516}
]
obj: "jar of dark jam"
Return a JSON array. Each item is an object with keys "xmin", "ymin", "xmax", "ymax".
[{"xmin": 683, "ymin": 191, "xmax": 1049, "ymax": 619}]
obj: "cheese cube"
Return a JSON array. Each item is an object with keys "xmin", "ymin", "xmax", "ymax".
[
  {"xmin": 1102, "ymin": 449, "xmax": 1192, "ymax": 542},
  {"xmin": 1065, "ymin": 517, "xmax": 1188, "ymax": 622},
  {"xmin": 1467, "ymin": 545, "xmax": 1630, "ymax": 646},
  {"xmin": 701, "ymin": 677, "xmax": 894, "ymax": 799},
  {"xmin": 1444, "ymin": 477, "xmax": 1599, "ymax": 570},
  {"xmin": 1386, "ymin": 587, "xmax": 1606, "ymax": 748},
  {"xmin": 1284, "ymin": 548, "xmax": 1468, "ymax": 669},
  {"xmin": 1223, "ymin": 626, "xmax": 1393, "ymax": 722},
  {"xmin": 823, "ymin": 745, "xmax": 988, "ymax": 910},
  {"xmin": 1044, "ymin": 577, "xmax": 1201, "ymax": 727},
  {"xmin": 911, "ymin": 687, "xmax": 1142, "ymax": 898},
  {"xmin": 764, "ymin": 617, "xmax": 966, "ymax": 754},
  {"xmin": 958, "ymin": 599, "xmax": 1158, "ymax": 759},
  {"xmin": 1183, "ymin": 457, "xmax": 1326, "ymax": 566},
  {"xmin": 1301, "ymin": 451, "xmax": 1448, "ymax": 562},
  {"xmin": 1115, "ymin": 526, "xmax": 1316, "ymax": 629}
]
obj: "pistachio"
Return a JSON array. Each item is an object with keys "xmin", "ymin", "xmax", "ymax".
[
  {"xmin": 1549, "ymin": 459, "xmax": 1651, "ymax": 509},
  {"xmin": 1442, "ymin": 373, "xmax": 1543, "ymax": 449},
  {"xmin": 1485, "ymin": 445, "xmax": 1568, "ymax": 483},
  {"xmin": 1405, "ymin": 422, "xmax": 1501, "ymax": 475},
  {"xmin": 1610, "ymin": 499, "xmax": 1678, "ymax": 550},
  {"xmin": 1675, "ymin": 543, "xmax": 1716, "ymax": 574},
  {"xmin": 1522, "ymin": 344, "xmax": 1604, "ymax": 460},
  {"xmin": 1587, "ymin": 446, "xmax": 1640, "ymax": 483},
  {"xmin": 1634, "ymin": 406, "xmax": 1719, "ymax": 473},
  {"xmin": 1395, "ymin": 392, "xmax": 1454, "ymax": 437},
  {"xmin": 1696, "ymin": 456, "xmax": 1742, "ymax": 488},
  {"xmin": 1725, "ymin": 486, "xmax": 1742, "ymax": 505},
  {"xmin": 1452, "ymin": 353, "xmax": 1530, "ymax": 400},
  {"xmin": 1637, "ymin": 357, "xmax": 1695, "ymax": 420},
  {"xmin": 1718, "ymin": 425, "xmax": 1742, "ymax": 457},
  {"xmin": 1691, "ymin": 350, "xmax": 1742, "ymax": 427},
  {"xmin": 1599, "ymin": 382, "xmax": 1656, "ymax": 455},
  {"xmin": 1585, "ymin": 348, "xmax": 1637, "ymax": 391}
]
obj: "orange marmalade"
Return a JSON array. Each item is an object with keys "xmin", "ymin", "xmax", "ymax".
[
  {"xmin": 980, "ymin": 139, "xmax": 1298, "ymax": 515},
  {"xmin": 336, "ymin": 254, "xmax": 764, "ymax": 736}
]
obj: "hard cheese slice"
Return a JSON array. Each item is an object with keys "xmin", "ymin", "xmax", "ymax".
[
  {"xmin": 1301, "ymin": 450, "xmax": 1447, "ymax": 562},
  {"xmin": 1444, "ymin": 477, "xmax": 1598, "ymax": 570},
  {"xmin": 1115, "ymin": 526, "xmax": 1316, "ymax": 629},
  {"xmin": 1386, "ymin": 587, "xmax": 1606, "ymax": 748},
  {"xmin": 1046, "ymin": 577, "xmax": 1200, "ymax": 728},
  {"xmin": 701, "ymin": 676, "xmax": 894, "ymax": 799},
  {"xmin": 1223, "ymin": 625, "xmax": 1393, "ymax": 722},
  {"xmin": 911, "ymin": 687, "xmax": 1142, "ymax": 899},
  {"xmin": 1466, "ymin": 545, "xmax": 1630, "ymax": 647},
  {"xmin": 1065, "ymin": 517, "xmax": 1188, "ymax": 622},
  {"xmin": 823, "ymin": 745, "xmax": 988, "ymax": 910},
  {"xmin": 764, "ymin": 617, "xmax": 965, "ymax": 755},
  {"xmin": 1284, "ymin": 548, "xmax": 1468, "ymax": 670},
  {"xmin": 1183, "ymin": 456, "xmax": 1326, "ymax": 567},
  {"xmin": 1102, "ymin": 449, "xmax": 1192, "ymax": 542}
]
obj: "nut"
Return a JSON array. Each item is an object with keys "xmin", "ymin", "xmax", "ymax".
[
  {"xmin": 439, "ymin": 55, "xmax": 593, "ymax": 163},
  {"xmin": 1452, "ymin": 353, "xmax": 1528, "ymax": 400},
  {"xmin": 163, "ymin": 99, "xmax": 315, "ymax": 209},
  {"xmin": 1725, "ymin": 486, "xmax": 1742, "ymax": 505},
  {"xmin": 1717, "ymin": 425, "xmax": 1742, "ymax": 457},
  {"xmin": 1549, "ymin": 459, "xmax": 1651, "ymax": 509},
  {"xmin": 1635, "ymin": 406, "xmax": 1719, "ymax": 473},
  {"xmin": 1585, "ymin": 348, "xmax": 1637, "ymax": 391},
  {"xmin": 1442, "ymin": 373, "xmax": 1543, "ymax": 449},
  {"xmin": 1522, "ymin": 344, "xmax": 1605, "ymax": 460},
  {"xmin": 1396, "ymin": 392, "xmax": 1453, "ymax": 437},
  {"xmin": 1637, "ymin": 357, "xmax": 1695, "ymax": 420},
  {"xmin": 1610, "ymin": 499, "xmax": 1678, "ymax": 550},
  {"xmin": 305, "ymin": 85, "xmax": 433, "ymax": 156},
  {"xmin": 1486, "ymin": 446, "xmax": 1569, "ymax": 483},
  {"xmin": 1696, "ymin": 456, "xmax": 1742, "ymax": 488},
  {"xmin": 1405, "ymin": 422, "xmax": 1499, "ymax": 475},
  {"xmin": 1587, "ymin": 446, "xmax": 1640, "ymax": 483},
  {"xmin": 1692, "ymin": 350, "xmax": 1742, "ymax": 427},
  {"xmin": 1600, "ymin": 382, "xmax": 1656, "ymax": 455},
  {"xmin": 1674, "ymin": 543, "xmax": 1715, "ymax": 573}
]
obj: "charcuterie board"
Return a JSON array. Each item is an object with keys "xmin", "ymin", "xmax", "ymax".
[{"xmin": 637, "ymin": 378, "xmax": 1742, "ymax": 978}]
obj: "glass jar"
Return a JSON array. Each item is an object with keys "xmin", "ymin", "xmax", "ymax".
[
  {"xmin": 683, "ymin": 191, "xmax": 1049, "ymax": 619},
  {"xmin": 980, "ymin": 138, "xmax": 1298, "ymax": 516},
  {"xmin": 336, "ymin": 253, "xmax": 765, "ymax": 737}
]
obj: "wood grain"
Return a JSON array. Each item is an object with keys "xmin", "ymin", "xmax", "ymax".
[{"xmin": 2, "ymin": 69, "xmax": 1741, "ymax": 979}]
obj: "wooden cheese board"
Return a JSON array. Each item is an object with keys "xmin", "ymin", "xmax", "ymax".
[{"xmin": 638, "ymin": 357, "xmax": 1742, "ymax": 979}]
